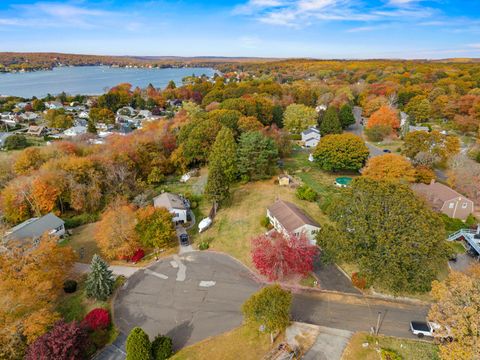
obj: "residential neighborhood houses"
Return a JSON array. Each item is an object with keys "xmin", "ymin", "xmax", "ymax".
[{"xmin": 301, "ymin": 126, "xmax": 321, "ymax": 148}]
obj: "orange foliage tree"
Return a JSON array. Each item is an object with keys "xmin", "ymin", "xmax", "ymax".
[
  {"xmin": 362, "ymin": 154, "xmax": 416, "ymax": 182},
  {"xmin": 366, "ymin": 105, "xmax": 400, "ymax": 134},
  {"xmin": 94, "ymin": 199, "xmax": 140, "ymax": 260},
  {"xmin": 0, "ymin": 236, "xmax": 75, "ymax": 351}
]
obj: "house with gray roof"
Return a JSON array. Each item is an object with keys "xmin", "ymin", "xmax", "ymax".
[
  {"xmin": 153, "ymin": 192, "xmax": 189, "ymax": 224},
  {"xmin": 267, "ymin": 199, "xmax": 320, "ymax": 245},
  {"xmin": 301, "ymin": 127, "xmax": 321, "ymax": 148},
  {"xmin": 3, "ymin": 213, "xmax": 65, "ymax": 245}
]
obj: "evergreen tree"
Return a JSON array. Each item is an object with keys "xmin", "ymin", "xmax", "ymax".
[
  {"xmin": 126, "ymin": 327, "xmax": 152, "ymax": 360},
  {"xmin": 87, "ymin": 119, "xmax": 97, "ymax": 134},
  {"xmin": 338, "ymin": 104, "xmax": 355, "ymax": 129},
  {"xmin": 319, "ymin": 107, "xmax": 342, "ymax": 135},
  {"xmin": 205, "ymin": 127, "xmax": 238, "ymax": 203},
  {"xmin": 85, "ymin": 254, "xmax": 115, "ymax": 301},
  {"xmin": 237, "ymin": 131, "xmax": 279, "ymax": 181},
  {"xmin": 151, "ymin": 334, "xmax": 173, "ymax": 360}
]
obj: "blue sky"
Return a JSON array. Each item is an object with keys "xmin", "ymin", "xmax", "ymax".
[{"xmin": 0, "ymin": 0, "xmax": 479, "ymax": 59}]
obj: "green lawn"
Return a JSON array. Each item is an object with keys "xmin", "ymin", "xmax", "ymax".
[
  {"xmin": 368, "ymin": 139, "xmax": 404, "ymax": 153},
  {"xmin": 342, "ymin": 332, "xmax": 439, "ymax": 360},
  {"xmin": 195, "ymin": 180, "xmax": 328, "ymax": 268},
  {"xmin": 171, "ymin": 325, "xmax": 276, "ymax": 360}
]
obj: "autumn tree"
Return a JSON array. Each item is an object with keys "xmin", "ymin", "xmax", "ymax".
[
  {"xmin": 319, "ymin": 107, "xmax": 342, "ymax": 135},
  {"xmin": 242, "ymin": 285, "xmax": 292, "ymax": 341},
  {"xmin": 205, "ymin": 127, "xmax": 238, "ymax": 203},
  {"xmin": 3, "ymin": 134, "xmax": 28, "ymax": 150},
  {"xmin": 366, "ymin": 105, "xmax": 399, "ymax": 135},
  {"xmin": 429, "ymin": 265, "xmax": 480, "ymax": 360},
  {"xmin": 13, "ymin": 147, "xmax": 47, "ymax": 175},
  {"xmin": 238, "ymin": 116, "xmax": 263, "ymax": 133},
  {"xmin": 25, "ymin": 321, "xmax": 89, "ymax": 360},
  {"xmin": 135, "ymin": 206, "xmax": 177, "ymax": 249},
  {"xmin": 251, "ymin": 231, "xmax": 317, "ymax": 281},
  {"xmin": 95, "ymin": 199, "xmax": 139, "ymax": 260},
  {"xmin": 283, "ymin": 104, "xmax": 317, "ymax": 133},
  {"xmin": 362, "ymin": 154, "xmax": 416, "ymax": 182},
  {"xmin": 339, "ymin": 104, "xmax": 356, "ymax": 129},
  {"xmin": 237, "ymin": 131, "xmax": 279, "ymax": 181},
  {"xmin": 44, "ymin": 109, "xmax": 73, "ymax": 129},
  {"xmin": 403, "ymin": 131, "xmax": 460, "ymax": 165},
  {"xmin": 326, "ymin": 178, "xmax": 448, "ymax": 293},
  {"xmin": 86, "ymin": 254, "xmax": 115, "ymax": 301},
  {"xmin": 405, "ymin": 95, "xmax": 432, "ymax": 124},
  {"xmin": 0, "ymin": 236, "xmax": 75, "ymax": 352},
  {"xmin": 89, "ymin": 107, "xmax": 115, "ymax": 124},
  {"xmin": 313, "ymin": 133, "xmax": 369, "ymax": 171}
]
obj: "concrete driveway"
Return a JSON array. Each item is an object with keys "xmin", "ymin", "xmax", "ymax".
[{"xmin": 114, "ymin": 251, "xmax": 260, "ymax": 350}]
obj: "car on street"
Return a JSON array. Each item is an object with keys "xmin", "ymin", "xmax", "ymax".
[
  {"xmin": 410, "ymin": 321, "xmax": 436, "ymax": 338},
  {"xmin": 180, "ymin": 233, "xmax": 189, "ymax": 246},
  {"xmin": 383, "ymin": 149, "xmax": 392, "ymax": 153}
]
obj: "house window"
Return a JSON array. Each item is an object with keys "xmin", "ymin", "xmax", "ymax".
[
  {"xmin": 449, "ymin": 203, "xmax": 454, "ymax": 209},
  {"xmin": 55, "ymin": 225, "xmax": 63, "ymax": 232},
  {"xmin": 462, "ymin": 202, "xmax": 468, "ymax": 209}
]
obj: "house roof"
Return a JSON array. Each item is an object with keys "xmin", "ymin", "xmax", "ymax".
[
  {"xmin": 27, "ymin": 125, "xmax": 45, "ymax": 136},
  {"xmin": 153, "ymin": 192, "xmax": 187, "ymax": 210},
  {"xmin": 4, "ymin": 213, "xmax": 64, "ymax": 241},
  {"xmin": 411, "ymin": 181, "xmax": 472, "ymax": 210},
  {"xmin": 301, "ymin": 127, "xmax": 320, "ymax": 136},
  {"xmin": 268, "ymin": 200, "xmax": 320, "ymax": 233}
]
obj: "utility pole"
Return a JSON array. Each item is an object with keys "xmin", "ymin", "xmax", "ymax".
[{"xmin": 375, "ymin": 312, "xmax": 382, "ymax": 335}]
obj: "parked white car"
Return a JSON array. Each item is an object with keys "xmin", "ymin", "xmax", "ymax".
[{"xmin": 410, "ymin": 321, "xmax": 443, "ymax": 339}]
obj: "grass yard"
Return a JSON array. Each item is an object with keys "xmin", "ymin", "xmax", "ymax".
[
  {"xmin": 195, "ymin": 180, "xmax": 328, "ymax": 268},
  {"xmin": 60, "ymin": 223, "xmax": 101, "ymax": 263},
  {"xmin": 56, "ymin": 275, "xmax": 125, "ymax": 346},
  {"xmin": 342, "ymin": 332, "xmax": 439, "ymax": 360},
  {"xmin": 368, "ymin": 139, "xmax": 404, "ymax": 153},
  {"xmin": 171, "ymin": 325, "xmax": 277, "ymax": 360}
]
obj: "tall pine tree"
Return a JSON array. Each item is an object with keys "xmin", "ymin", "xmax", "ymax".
[
  {"xmin": 320, "ymin": 107, "xmax": 342, "ymax": 135},
  {"xmin": 86, "ymin": 254, "xmax": 115, "ymax": 301},
  {"xmin": 205, "ymin": 127, "xmax": 237, "ymax": 203},
  {"xmin": 339, "ymin": 104, "xmax": 356, "ymax": 129}
]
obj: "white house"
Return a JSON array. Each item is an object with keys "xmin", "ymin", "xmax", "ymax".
[
  {"xmin": 44, "ymin": 101, "xmax": 64, "ymax": 110},
  {"xmin": 79, "ymin": 111, "xmax": 90, "ymax": 119},
  {"xmin": 64, "ymin": 126, "xmax": 87, "ymax": 137},
  {"xmin": 153, "ymin": 192, "xmax": 189, "ymax": 224},
  {"xmin": 3, "ymin": 213, "xmax": 65, "ymax": 246},
  {"xmin": 267, "ymin": 199, "xmax": 321, "ymax": 245},
  {"xmin": 301, "ymin": 127, "xmax": 321, "ymax": 148}
]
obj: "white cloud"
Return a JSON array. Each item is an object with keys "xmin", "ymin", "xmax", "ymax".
[{"xmin": 234, "ymin": 0, "xmax": 437, "ymax": 27}]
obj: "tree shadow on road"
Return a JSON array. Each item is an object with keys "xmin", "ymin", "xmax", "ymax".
[{"xmin": 166, "ymin": 320, "xmax": 194, "ymax": 351}]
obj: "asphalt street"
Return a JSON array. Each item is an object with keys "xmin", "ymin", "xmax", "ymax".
[{"xmin": 292, "ymin": 292, "xmax": 429, "ymax": 339}]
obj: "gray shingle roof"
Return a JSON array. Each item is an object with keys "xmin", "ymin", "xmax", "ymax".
[
  {"xmin": 153, "ymin": 192, "xmax": 187, "ymax": 210},
  {"xmin": 268, "ymin": 200, "xmax": 320, "ymax": 233},
  {"xmin": 4, "ymin": 213, "xmax": 64, "ymax": 241}
]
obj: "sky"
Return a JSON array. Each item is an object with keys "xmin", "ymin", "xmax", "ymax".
[{"xmin": 0, "ymin": 0, "xmax": 479, "ymax": 59}]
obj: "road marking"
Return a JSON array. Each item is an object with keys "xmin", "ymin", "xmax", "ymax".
[
  {"xmin": 199, "ymin": 281, "xmax": 216, "ymax": 287},
  {"xmin": 173, "ymin": 255, "xmax": 186, "ymax": 282},
  {"xmin": 145, "ymin": 269, "xmax": 168, "ymax": 279}
]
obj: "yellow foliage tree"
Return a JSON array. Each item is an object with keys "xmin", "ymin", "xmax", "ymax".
[
  {"xmin": 362, "ymin": 154, "xmax": 416, "ymax": 182},
  {"xmin": 429, "ymin": 265, "xmax": 480, "ymax": 360}
]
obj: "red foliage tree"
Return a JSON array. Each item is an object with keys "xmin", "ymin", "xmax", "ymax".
[
  {"xmin": 251, "ymin": 231, "xmax": 317, "ymax": 281},
  {"xmin": 82, "ymin": 308, "xmax": 111, "ymax": 331},
  {"xmin": 25, "ymin": 320, "xmax": 89, "ymax": 360}
]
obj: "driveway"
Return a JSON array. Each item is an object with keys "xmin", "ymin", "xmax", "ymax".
[
  {"xmin": 114, "ymin": 251, "xmax": 260, "ymax": 350},
  {"xmin": 313, "ymin": 258, "xmax": 361, "ymax": 295}
]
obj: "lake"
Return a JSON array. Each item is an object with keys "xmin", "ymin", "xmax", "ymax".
[{"xmin": 0, "ymin": 66, "xmax": 217, "ymax": 98}]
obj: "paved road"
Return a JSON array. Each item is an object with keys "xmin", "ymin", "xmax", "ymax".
[
  {"xmin": 114, "ymin": 251, "xmax": 260, "ymax": 350},
  {"xmin": 291, "ymin": 292, "xmax": 429, "ymax": 339},
  {"xmin": 73, "ymin": 262, "xmax": 140, "ymax": 278}
]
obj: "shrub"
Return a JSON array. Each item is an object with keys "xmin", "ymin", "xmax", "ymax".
[
  {"xmin": 296, "ymin": 185, "xmax": 318, "ymax": 202},
  {"xmin": 414, "ymin": 166, "xmax": 435, "ymax": 184},
  {"xmin": 26, "ymin": 321, "xmax": 89, "ymax": 360},
  {"xmin": 365, "ymin": 124, "xmax": 392, "ymax": 142},
  {"xmin": 63, "ymin": 213, "xmax": 99, "ymax": 229},
  {"xmin": 3, "ymin": 134, "xmax": 29, "ymax": 150},
  {"xmin": 63, "ymin": 279, "xmax": 78, "ymax": 293},
  {"xmin": 199, "ymin": 241, "xmax": 210, "ymax": 250},
  {"xmin": 126, "ymin": 327, "xmax": 151, "ymax": 360},
  {"xmin": 151, "ymin": 334, "xmax": 173, "ymax": 360},
  {"xmin": 89, "ymin": 329, "xmax": 110, "ymax": 350},
  {"xmin": 260, "ymin": 216, "xmax": 271, "ymax": 228},
  {"xmin": 82, "ymin": 308, "xmax": 110, "ymax": 331},
  {"xmin": 381, "ymin": 348, "xmax": 402, "ymax": 360},
  {"xmin": 351, "ymin": 272, "xmax": 367, "ymax": 289},
  {"xmin": 131, "ymin": 248, "xmax": 145, "ymax": 263},
  {"xmin": 290, "ymin": 134, "xmax": 301, "ymax": 140}
]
